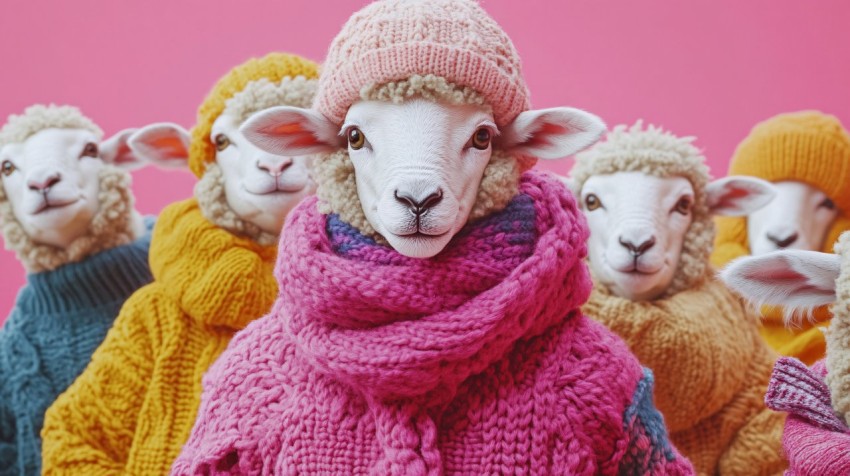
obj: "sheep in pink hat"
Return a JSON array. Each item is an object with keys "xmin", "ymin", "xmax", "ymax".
[{"xmin": 171, "ymin": 1, "xmax": 695, "ymax": 474}]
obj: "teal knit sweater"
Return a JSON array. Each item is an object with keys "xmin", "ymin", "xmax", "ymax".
[{"xmin": 0, "ymin": 218, "xmax": 155, "ymax": 476}]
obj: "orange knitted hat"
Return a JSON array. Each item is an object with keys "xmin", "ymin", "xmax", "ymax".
[
  {"xmin": 729, "ymin": 111, "xmax": 850, "ymax": 214},
  {"xmin": 188, "ymin": 53, "xmax": 320, "ymax": 178}
]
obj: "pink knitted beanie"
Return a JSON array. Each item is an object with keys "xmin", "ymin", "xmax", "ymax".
[{"xmin": 314, "ymin": 0, "xmax": 530, "ymax": 127}]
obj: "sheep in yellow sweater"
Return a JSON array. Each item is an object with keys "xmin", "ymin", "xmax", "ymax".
[
  {"xmin": 712, "ymin": 111, "xmax": 850, "ymax": 365},
  {"xmin": 568, "ymin": 122, "xmax": 786, "ymax": 475},
  {"xmin": 40, "ymin": 52, "xmax": 320, "ymax": 475}
]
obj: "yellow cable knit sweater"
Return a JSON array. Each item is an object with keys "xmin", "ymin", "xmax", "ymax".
[
  {"xmin": 583, "ymin": 277, "xmax": 786, "ymax": 476},
  {"xmin": 40, "ymin": 198, "xmax": 278, "ymax": 475}
]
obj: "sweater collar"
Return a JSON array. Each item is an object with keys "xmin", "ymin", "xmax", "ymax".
[
  {"xmin": 149, "ymin": 199, "xmax": 278, "ymax": 329},
  {"xmin": 18, "ymin": 217, "xmax": 155, "ymax": 314}
]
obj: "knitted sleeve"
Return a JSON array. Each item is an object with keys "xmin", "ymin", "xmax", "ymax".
[
  {"xmin": 583, "ymin": 281, "xmax": 752, "ymax": 433},
  {"xmin": 171, "ymin": 312, "xmax": 287, "ymax": 475},
  {"xmin": 0, "ymin": 341, "xmax": 14, "ymax": 475},
  {"xmin": 618, "ymin": 369, "xmax": 695, "ymax": 475},
  {"xmin": 40, "ymin": 287, "xmax": 157, "ymax": 475}
]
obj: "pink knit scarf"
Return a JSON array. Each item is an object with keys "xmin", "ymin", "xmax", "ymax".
[{"xmin": 275, "ymin": 171, "xmax": 591, "ymax": 473}]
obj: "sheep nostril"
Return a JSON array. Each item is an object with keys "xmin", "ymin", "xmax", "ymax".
[
  {"xmin": 394, "ymin": 189, "xmax": 443, "ymax": 216},
  {"xmin": 27, "ymin": 173, "xmax": 62, "ymax": 192},
  {"xmin": 256, "ymin": 159, "xmax": 293, "ymax": 177},
  {"xmin": 619, "ymin": 236, "xmax": 656, "ymax": 257},
  {"xmin": 767, "ymin": 232, "xmax": 799, "ymax": 248}
]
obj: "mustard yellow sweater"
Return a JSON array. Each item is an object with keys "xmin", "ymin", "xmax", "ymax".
[
  {"xmin": 40, "ymin": 198, "xmax": 278, "ymax": 475},
  {"xmin": 583, "ymin": 278, "xmax": 786, "ymax": 476}
]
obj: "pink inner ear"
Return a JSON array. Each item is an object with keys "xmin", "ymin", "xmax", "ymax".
[
  {"xmin": 745, "ymin": 259, "xmax": 805, "ymax": 283},
  {"xmin": 153, "ymin": 136, "xmax": 187, "ymax": 159},
  {"xmin": 714, "ymin": 186, "xmax": 750, "ymax": 210},
  {"xmin": 523, "ymin": 122, "xmax": 569, "ymax": 149},
  {"xmin": 265, "ymin": 122, "xmax": 307, "ymax": 135}
]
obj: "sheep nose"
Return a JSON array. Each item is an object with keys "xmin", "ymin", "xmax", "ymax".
[
  {"xmin": 767, "ymin": 231, "xmax": 799, "ymax": 248},
  {"xmin": 256, "ymin": 158, "xmax": 293, "ymax": 177},
  {"xmin": 394, "ymin": 189, "xmax": 443, "ymax": 216},
  {"xmin": 619, "ymin": 236, "xmax": 656, "ymax": 257},
  {"xmin": 28, "ymin": 173, "xmax": 61, "ymax": 192}
]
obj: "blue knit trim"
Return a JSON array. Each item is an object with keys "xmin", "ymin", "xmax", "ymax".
[{"xmin": 619, "ymin": 368, "xmax": 677, "ymax": 475}]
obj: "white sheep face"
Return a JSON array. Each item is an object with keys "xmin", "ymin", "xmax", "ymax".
[
  {"xmin": 211, "ymin": 113, "xmax": 314, "ymax": 235},
  {"xmin": 242, "ymin": 99, "xmax": 607, "ymax": 259},
  {"xmin": 1, "ymin": 128, "xmax": 113, "ymax": 248},
  {"xmin": 339, "ymin": 99, "xmax": 494, "ymax": 257},
  {"xmin": 581, "ymin": 172, "xmax": 695, "ymax": 301},
  {"xmin": 747, "ymin": 180, "xmax": 839, "ymax": 255},
  {"xmin": 579, "ymin": 173, "xmax": 776, "ymax": 301}
]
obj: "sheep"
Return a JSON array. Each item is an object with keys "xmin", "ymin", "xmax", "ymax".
[
  {"xmin": 0, "ymin": 104, "xmax": 159, "ymax": 475},
  {"xmin": 712, "ymin": 111, "xmax": 850, "ymax": 365},
  {"xmin": 171, "ymin": 1, "xmax": 695, "ymax": 475},
  {"xmin": 569, "ymin": 122, "xmax": 787, "ymax": 476},
  {"xmin": 39, "ymin": 53, "xmax": 321, "ymax": 476},
  {"xmin": 720, "ymin": 231, "xmax": 850, "ymax": 475}
]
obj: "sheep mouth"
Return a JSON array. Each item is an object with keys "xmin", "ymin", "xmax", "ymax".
[
  {"xmin": 32, "ymin": 198, "xmax": 80, "ymax": 215},
  {"xmin": 244, "ymin": 183, "xmax": 307, "ymax": 195},
  {"xmin": 392, "ymin": 230, "xmax": 450, "ymax": 239}
]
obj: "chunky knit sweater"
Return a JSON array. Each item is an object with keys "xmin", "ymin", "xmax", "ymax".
[
  {"xmin": 40, "ymin": 199, "xmax": 277, "ymax": 476},
  {"xmin": 583, "ymin": 279, "xmax": 786, "ymax": 476},
  {"xmin": 0, "ymin": 218, "xmax": 154, "ymax": 476},
  {"xmin": 173, "ymin": 172, "xmax": 693, "ymax": 475}
]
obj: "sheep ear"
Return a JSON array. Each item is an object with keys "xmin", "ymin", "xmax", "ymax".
[
  {"xmin": 127, "ymin": 123, "xmax": 190, "ymax": 169},
  {"xmin": 706, "ymin": 176, "xmax": 776, "ymax": 217},
  {"xmin": 241, "ymin": 106, "xmax": 344, "ymax": 156},
  {"xmin": 500, "ymin": 107, "xmax": 606, "ymax": 160},
  {"xmin": 720, "ymin": 250, "xmax": 840, "ymax": 310},
  {"xmin": 99, "ymin": 128, "xmax": 141, "ymax": 169}
]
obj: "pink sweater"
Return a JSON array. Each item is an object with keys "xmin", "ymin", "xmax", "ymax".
[
  {"xmin": 172, "ymin": 172, "xmax": 693, "ymax": 475},
  {"xmin": 767, "ymin": 358, "xmax": 850, "ymax": 476}
]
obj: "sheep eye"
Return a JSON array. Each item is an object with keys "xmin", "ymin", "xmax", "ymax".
[
  {"xmin": 1, "ymin": 160, "xmax": 15, "ymax": 177},
  {"xmin": 674, "ymin": 196, "xmax": 693, "ymax": 215},
  {"xmin": 471, "ymin": 127, "xmax": 491, "ymax": 150},
  {"xmin": 214, "ymin": 134, "xmax": 231, "ymax": 152},
  {"xmin": 347, "ymin": 127, "xmax": 365, "ymax": 150},
  {"xmin": 584, "ymin": 193, "xmax": 602, "ymax": 211},
  {"xmin": 81, "ymin": 142, "xmax": 99, "ymax": 158},
  {"xmin": 819, "ymin": 197, "xmax": 836, "ymax": 210}
]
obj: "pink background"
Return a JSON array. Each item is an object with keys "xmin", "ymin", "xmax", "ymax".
[{"xmin": 1, "ymin": 0, "xmax": 849, "ymax": 321}]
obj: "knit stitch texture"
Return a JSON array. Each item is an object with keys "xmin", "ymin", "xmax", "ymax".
[
  {"xmin": 712, "ymin": 111, "xmax": 850, "ymax": 364},
  {"xmin": 314, "ymin": 0, "xmax": 530, "ymax": 129},
  {"xmin": 583, "ymin": 280, "xmax": 786, "ymax": 475},
  {"xmin": 172, "ymin": 171, "xmax": 693, "ymax": 475},
  {"xmin": 0, "ymin": 218, "xmax": 154, "ymax": 476},
  {"xmin": 40, "ymin": 200, "xmax": 277, "ymax": 475},
  {"xmin": 766, "ymin": 359, "xmax": 850, "ymax": 476}
]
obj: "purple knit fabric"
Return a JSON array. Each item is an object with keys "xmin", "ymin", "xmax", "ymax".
[
  {"xmin": 172, "ymin": 172, "xmax": 693, "ymax": 475},
  {"xmin": 766, "ymin": 357, "xmax": 850, "ymax": 475}
]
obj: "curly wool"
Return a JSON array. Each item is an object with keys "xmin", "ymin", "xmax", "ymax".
[
  {"xmin": 826, "ymin": 232, "xmax": 850, "ymax": 425},
  {"xmin": 193, "ymin": 163, "xmax": 278, "ymax": 246},
  {"xmin": 0, "ymin": 165, "xmax": 138, "ymax": 273},
  {"xmin": 223, "ymin": 76, "xmax": 318, "ymax": 126},
  {"xmin": 316, "ymin": 75, "xmax": 522, "ymax": 240},
  {"xmin": 570, "ymin": 121, "xmax": 714, "ymax": 296},
  {"xmin": 0, "ymin": 104, "xmax": 102, "ymax": 148}
]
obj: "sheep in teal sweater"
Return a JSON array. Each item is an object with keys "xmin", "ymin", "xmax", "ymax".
[{"xmin": 0, "ymin": 104, "xmax": 159, "ymax": 475}]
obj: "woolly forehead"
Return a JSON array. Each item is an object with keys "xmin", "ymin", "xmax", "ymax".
[
  {"xmin": 0, "ymin": 104, "xmax": 103, "ymax": 148},
  {"xmin": 571, "ymin": 123, "xmax": 710, "ymax": 204},
  {"xmin": 223, "ymin": 76, "xmax": 318, "ymax": 125}
]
